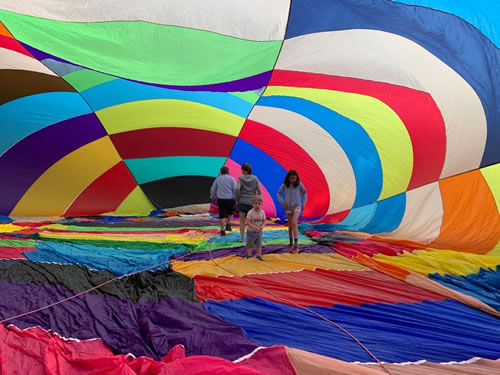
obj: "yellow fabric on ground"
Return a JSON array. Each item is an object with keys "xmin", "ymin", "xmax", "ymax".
[
  {"xmin": 172, "ymin": 253, "xmax": 368, "ymax": 277},
  {"xmin": 0, "ymin": 224, "xmax": 28, "ymax": 233},
  {"xmin": 374, "ymin": 248, "xmax": 500, "ymax": 276}
]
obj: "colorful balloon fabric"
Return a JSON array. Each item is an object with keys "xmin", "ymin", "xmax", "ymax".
[{"xmin": 1, "ymin": 1, "xmax": 500, "ymax": 374}]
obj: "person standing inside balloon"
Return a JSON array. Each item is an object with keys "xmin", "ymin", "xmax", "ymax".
[
  {"xmin": 210, "ymin": 166, "xmax": 236, "ymax": 236},
  {"xmin": 277, "ymin": 170, "xmax": 307, "ymax": 253},
  {"xmin": 235, "ymin": 163, "xmax": 262, "ymax": 242},
  {"xmin": 245, "ymin": 195, "xmax": 266, "ymax": 261}
]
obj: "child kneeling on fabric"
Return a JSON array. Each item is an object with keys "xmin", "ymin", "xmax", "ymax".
[{"xmin": 245, "ymin": 195, "xmax": 265, "ymax": 261}]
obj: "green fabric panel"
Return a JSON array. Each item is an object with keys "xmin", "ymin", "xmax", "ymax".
[
  {"xmin": 193, "ymin": 238, "xmax": 315, "ymax": 251},
  {"xmin": 41, "ymin": 238, "xmax": 191, "ymax": 251},
  {"xmin": 125, "ymin": 156, "xmax": 226, "ymax": 184},
  {"xmin": 63, "ymin": 69, "xmax": 117, "ymax": 92},
  {"xmin": 42, "ymin": 224, "xmax": 218, "ymax": 232},
  {"xmin": 0, "ymin": 10, "xmax": 281, "ymax": 85},
  {"xmin": 230, "ymin": 91, "xmax": 261, "ymax": 104},
  {"xmin": 0, "ymin": 239, "xmax": 38, "ymax": 247}
]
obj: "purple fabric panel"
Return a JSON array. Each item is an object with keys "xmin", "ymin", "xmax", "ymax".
[
  {"xmin": 21, "ymin": 43, "xmax": 271, "ymax": 92},
  {"xmin": 172, "ymin": 243, "xmax": 334, "ymax": 261},
  {"xmin": 0, "ymin": 113, "xmax": 107, "ymax": 215},
  {"xmin": 57, "ymin": 218, "xmax": 221, "ymax": 228},
  {"xmin": 0, "ymin": 280, "xmax": 257, "ymax": 360}
]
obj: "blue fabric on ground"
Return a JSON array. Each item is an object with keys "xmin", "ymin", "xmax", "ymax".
[
  {"xmin": 205, "ymin": 297, "xmax": 500, "ymax": 363},
  {"xmin": 430, "ymin": 267, "xmax": 500, "ymax": 311},
  {"xmin": 25, "ymin": 241, "xmax": 184, "ymax": 276}
]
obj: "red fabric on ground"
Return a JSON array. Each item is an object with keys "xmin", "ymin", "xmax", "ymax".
[
  {"xmin": 195, "ymin": 268, "xmax": 444, "ymax": 307},
  {"xmin": 0, "ymin": 246, "xmax": 35, "ymax": 259}
]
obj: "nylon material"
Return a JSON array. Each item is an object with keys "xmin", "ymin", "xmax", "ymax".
[
  {"xmin": 480, "ymin": 164, "xmax": 500, "ymax": 213},
  {"xmin": 205, "ymin": 298, "xmax": 500, "ymax": 363},
  {"xmin": 81, "ymin": 79, "xmax": 254, "ymax": 117},
  {"xmin": 434, "ymin": 171, "xmax": 500, "ymax": 253},
  {"xmin": 63, "ymin": 69, "xmax": 117, "ymax": 92},
  {"xmin": 0, "ymin": 260, "xmax": 197, "ymax": 303},
  {"xmin": 429, "ymin": 268, "xmax": 500, "ymax": 311},
  {"xmin": 230, "ymin": 139, "xmax": 287, "ymax": 219},
  {"xmin": 0, "ymin": 92, "xmax": 92, "ymax": 156},
  {"xmin": 0, "ymin": 281, "xmax": 258, "ymax": 360},
  {"xmin": 0, "ymin": 47, "xmax": 55, "ymax": 74},
  {"xmin": 257, "ymin": 95, "xmax": 382, "ymax": 209},
  {"xmin": 225, "ymin": 159, "xmax": 276, "ymax": 217},
  {"xmin": 10, "ymin": 137, "xmax": 121, "ymax": 217},
  {"xmin": 125, "ymin": 156, "xmax": 226, "ymax": 184},
  {"xmin": 276, "ymin": 30, "xmax": 487, "ymax": 179},
  {"xmin": 195, "ymin": 268, "xmax": 443, "ymax": 306},
  {"xmin": 488, "ymin": 239, "xmax": 500, "ymax": 256},
  {"xmin": 41, "ymin": 58, "xmax": 82, "ymax": 77},
  {"xmin": 379, "ymin": 182, "xmax": 443, "ymax": 243},
  {"xmin": 25, "ymin": 241, "xmax": 184, "ymax": 276},
  {"xmin": 392, "ymin": 0, "xmax": 500, "ymax": 47},
  {"xmin": 0, "ymin": 22, "xmax": 11, "ymax": 36},
  {"xmin": 336, "ymin": 203, "xmax": 377, "ymax": 232},
  {"xmin": 0, "ymin": 0, "xmax": 290, "ymax": 41},
  {"xmin": 0, "ymin": 10, "xmax": 282, "ymax": 85},
  {"xmin": 249, "ymin": 105, "xmax": 355, "ymax": 214},
  {"xmin": 172, "ymin": 253, "xmax": 367, "ymax": 278},
  {"xmin": 264, "ymin": 86, "xmax": 413, "ymax": 201},
  {"xmin": 239, "ymin": 120, "xmax": 328, "ymax": 218},
  {"xmin": 107, "ymin": 186, "xmax": 155, "ymax": 216},
  {"xmin": 358, "ymin": 193, "xmax": 406, "ymax": 234},
  {"xmin": 374, "ymin": 249, "xmax": 500, "ymax": 277},
  {"xmin": 285, "ymin": 0, "xmax": 499, "ymax": 168},
  {"xmin": 95, "ymin": 100, "xmax": 245, "ymax": 136},
  {"xmin": 363, "ymin": 359, "xmax": 500, "ymax": 374}
]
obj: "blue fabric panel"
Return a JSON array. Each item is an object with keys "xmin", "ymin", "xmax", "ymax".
[
  {"xmin": 207, "ymin": 227, "xmax": 310, "ymax": 245},
  {"xmin": 258, "ymin": 96, "xmax": 382, "ymax": 208},
  {"xmin": 81, "ymin": 79, "xmax": 253, "ymax": 118},
  {"xmin": 0, "ymin": 92, "xmax": 92, "ymax": 155},
  {"xmin": 358, "ymin": 192, "xmax": 406, "ymax": 233},
  {"xmin": 286, "ymin": 0, "xmax": 500, "ymax": 167},
  {"xmin": 24, "ymin": 242, "xmax": 184, "ymax": 276},
  {"xmin": 205, "ymin": 297, "xmax": 500, "ymax": 362},
  {"xmin": 230, "ymin": 138, "xmax": 287, "ymax": 218},
  {"xmin": 430, "ymin": 267, "xmax": 500, "ymax": 311},
  {"xmin": 392, "ymin": 0, "xmax": 500, "ymax": 47}
]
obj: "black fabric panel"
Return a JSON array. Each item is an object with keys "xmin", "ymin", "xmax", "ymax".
[
  {"xmin": 0, "ymin": 260, "xmax": 197, "ymax": 303},
  {"xmin": 309, "ymin": 232, "xmax": 364, "ymax": 246},
  {"xmin": 0, "ymin": 69, "xmax": 76, "ymax": 105},
  {"xmin": 141, "ymin": 176, "xmax": 215, "ymax": 209}
]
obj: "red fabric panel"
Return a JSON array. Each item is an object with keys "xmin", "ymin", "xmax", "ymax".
[
  {"xmin": 270, "ymin": 70, "xmax": 446, "ymax": 190},
  {"xmin": 0, "ymin": 246, "xmax": 35, "ymax": 259},
  {"xmin": 0, "ymin": 325, "xmax": 269, "ymax": 375},
  {"xmin": 64, "ymin": 161, "xmax": 137, "ymax": 216},
  {"xmin": 240, "ymin": 119, "xmax": 329, "ymax": 218},
  {"xmin": 195, "ymin": 268, "xmax": 444, "ymax": 307},
  {"xmin": 334, "ymin": 240, "xmax": 418, "ymax": 257},
  {"xmin": 0, "ymin": 34, "xmax": 34, "ymax": 57},
  {"xmin": 110, "ymin": 127, "xmax": 236, "ymax": 159},
  {"xmin": 239, "ymin": 346, "xmax": 297, "ymax": 375}
]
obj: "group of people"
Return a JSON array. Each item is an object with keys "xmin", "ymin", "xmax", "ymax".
[{"xmin": 210, "ymin": 163, "xmax": 307, "ymax": 260}]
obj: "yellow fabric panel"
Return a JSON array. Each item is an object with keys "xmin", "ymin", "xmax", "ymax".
[
  {"xmin": 374, "ymin": 249, "xmax": 500, "ymax": 276},
  {"xmin": 480, "ymin": 163, "xmax": 500, "ymax": 213},
  {"xmin": 172, "ymin": 253, "xmax": 368, "ymax": 277},
  {"xmin": 11, "ymin": 137, "xmax": 121, "ymax": 217},
  {"xmin": 0, "ymin": 224, "xmax": 28, "ymax": 233},
  {"xmin": 488, "ymin": 238, "xmax": 500, "ymax": 256},
  {"xmin": 104, "ymin": 186, "xmax": 155, "ymax": 216},
  {"xmin": 264, "ymin": 86, "xmax": 413, "ymax": 200},
  {"xmin": 38, "ymin": 230, "xmax": 210, "ymax": 245},
  {"xmin": 96, "ymin": 99, "xmax": 245, "ymax": 136}
]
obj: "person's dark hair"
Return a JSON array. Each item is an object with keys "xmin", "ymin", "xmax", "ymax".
[
  {"xmin": 220, "ymin": 166, "xmax": 229, "ymax": 174},
  {"xmin": 284, "ymin": 170, "xmax": 300, "ymax": 188},
  {"xmin": 241, "ymin": 163, "xmax": 252, "ymax": 175}
]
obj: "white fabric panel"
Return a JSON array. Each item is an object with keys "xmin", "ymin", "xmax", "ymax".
[
  {"xmin": 0, "ymin": 47, "xmax": 56, "ymax": 75},
  {"xmin": 276, "ymin": 30, "xmax": 487, "ymax": 179},
  {"xmin": 0, "ymin": 0, "xmax": 290, "ymax": 41},
  {"xmin": 249, "ymin": 105, "xmax": 356, "ymax": 213},
  {"xmin": 380, "ymin": 182, "xmax": 443, "ymax": 243}
]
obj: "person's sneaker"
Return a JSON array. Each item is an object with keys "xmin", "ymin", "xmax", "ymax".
[
  {"xmin": 220, "ymin": 230, "xmax": 226, "ymax": 236},
  {"xmin": 225, "ymin": 223, "xmax": 232, "ymax": 232},
  {"xmin": 256, "ymin": 255, "xmax": 263, "ymax": 261},
  {"xmin": 288, "ymin": 243, "xmax": 293, "ymax": 249},
  {"xmin": 292, "ymin": 245, "xmax": 299, "ymax": 254}
]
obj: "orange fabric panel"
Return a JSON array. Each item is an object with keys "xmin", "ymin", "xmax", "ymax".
[
  {"xmin": 433, "ymin": 170, "xmax": 500, "ymax": 253},
  {"xmin": 354, "ymin": 253, "xmax": 409, "ymax": 280},
  {"xmin": 0, "ymin": 23, "xmax": 13, "ymax": 38}
]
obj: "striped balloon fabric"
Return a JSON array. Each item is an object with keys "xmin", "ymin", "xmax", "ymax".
[{"xmin": 1, "ymin": 1, "xmax": 499, "ymax": 374}]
